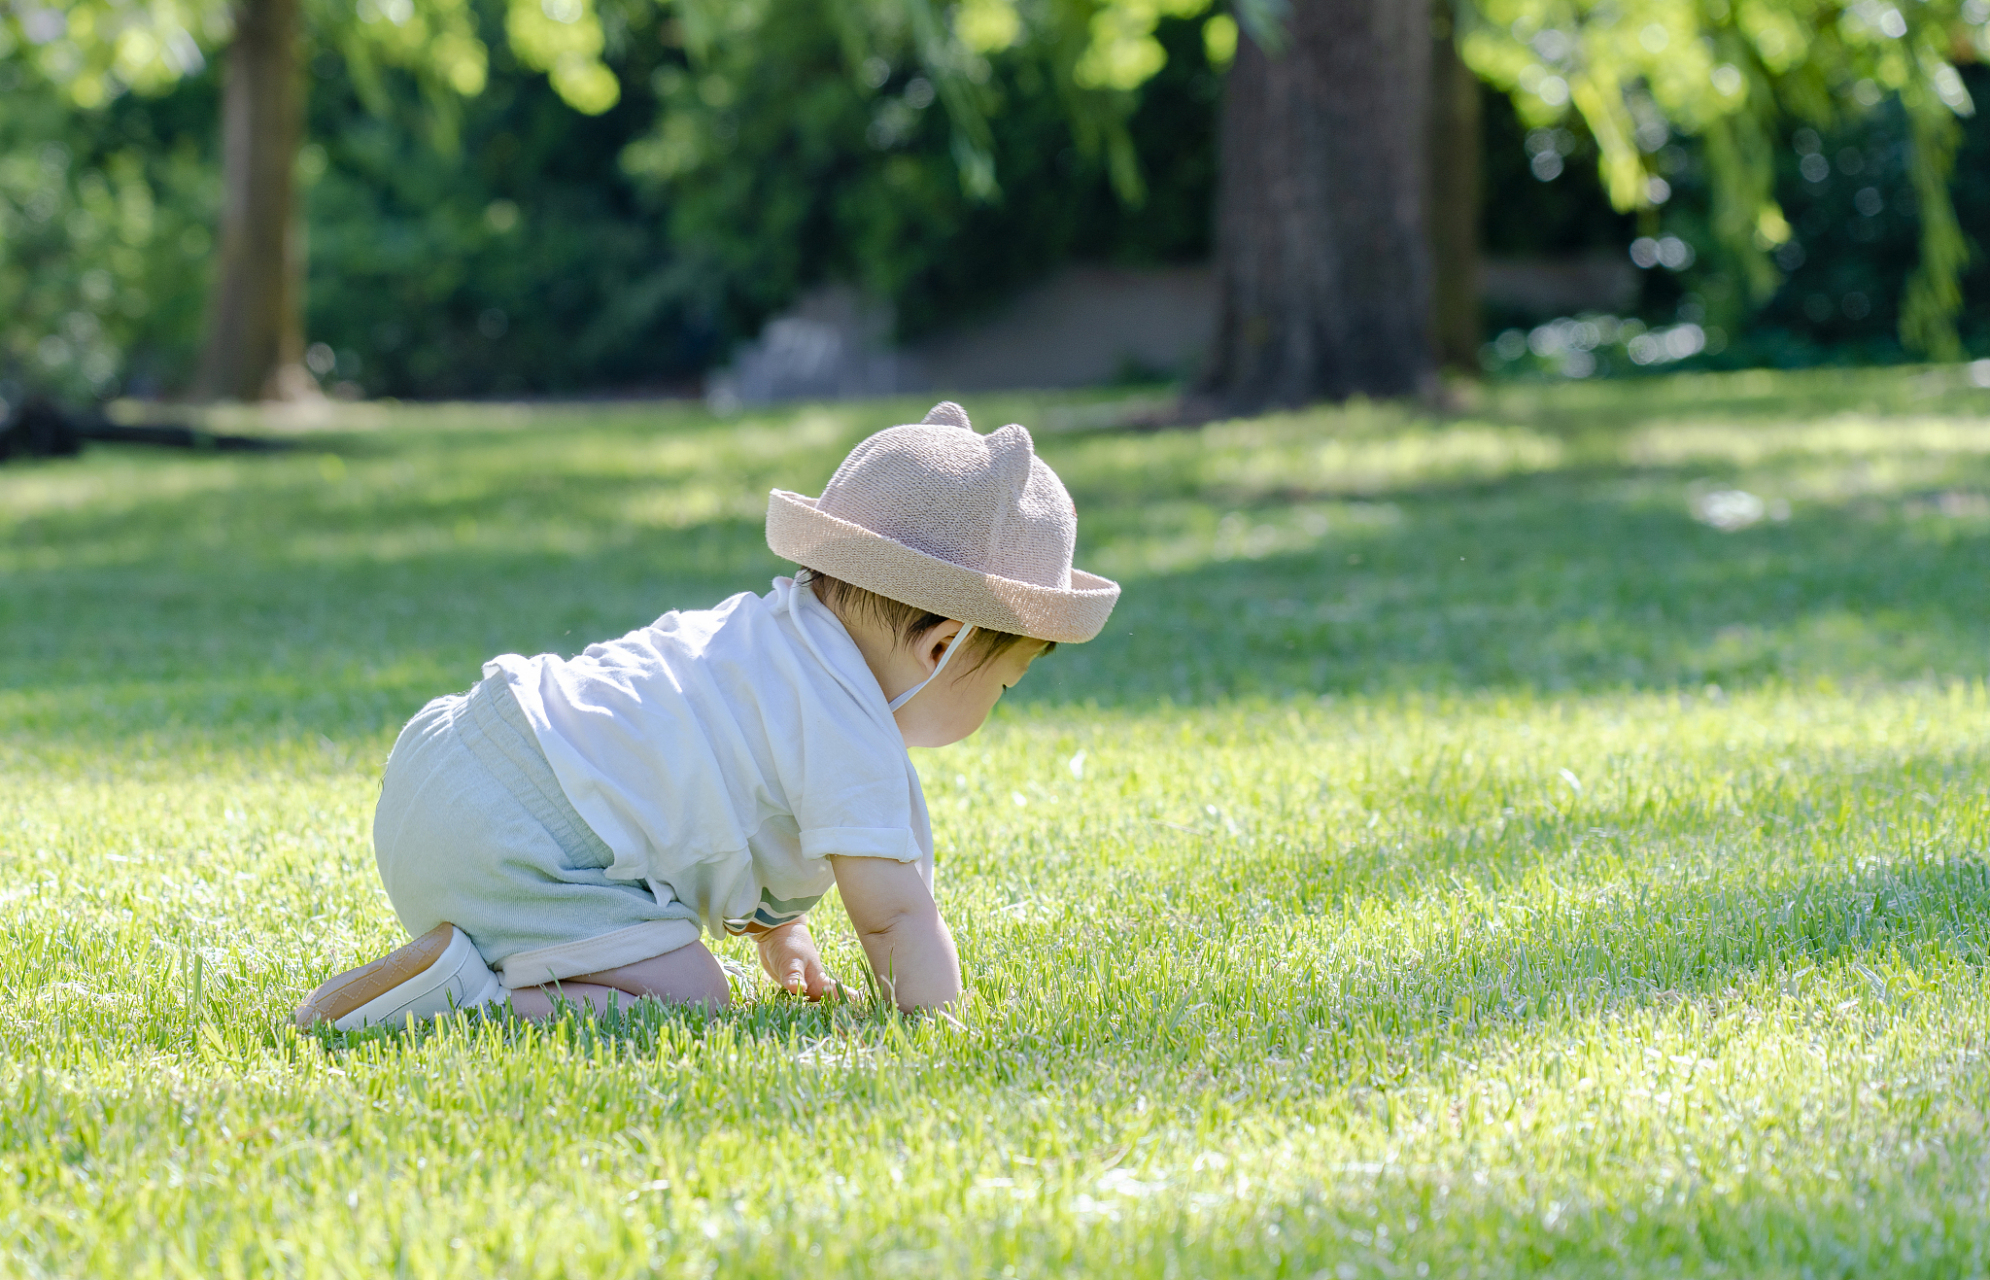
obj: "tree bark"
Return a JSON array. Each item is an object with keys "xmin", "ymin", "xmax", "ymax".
[
  {"xmin": 194, "ymin": 0, "xmax": 308, "ymax": 402},
  {"xmin": 1201, "ymin": 0, "xmax": 1434, "ymax": 411},
  {"xmin": 1427, "ymin": 1, "xmax": 1482, "ymax": 372}
]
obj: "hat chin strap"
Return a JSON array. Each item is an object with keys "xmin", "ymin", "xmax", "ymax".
[{"xmin": 887, "ymin": 625, "xmax": 976, "ymax": 713}]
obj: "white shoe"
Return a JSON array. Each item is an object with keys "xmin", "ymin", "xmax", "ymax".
[{"xmin": 295, "ymin": 923, "xmax": 505, "ymax": 1031}]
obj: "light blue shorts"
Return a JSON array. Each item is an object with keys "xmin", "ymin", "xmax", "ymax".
[{"xmin": 372, "ymin": 676, "xmax": 702, "ymax": 989}]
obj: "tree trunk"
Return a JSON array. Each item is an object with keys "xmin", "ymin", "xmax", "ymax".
[
  {"xmin": 1201, "ymin": 0, "xmax": 1433, "ymax": 411},
  {"xmin": 1427, "ymin": 1, "xmax": 1482, "ymax": 372},
  {"xmin": 193, "ymin": 0, "xmax": 309, "ymax": 402}
]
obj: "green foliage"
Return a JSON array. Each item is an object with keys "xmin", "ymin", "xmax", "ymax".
[
  {"xmin": 1478, "ymin": 65, "xmax": 1990, "ymax": 375},
  {"xmin": 0, "ymin": 0, "xmax": 609, "ymax": 121},
  {"xmin": 2, "ymin": 0, "xmax": 1222, "ymax": 397},
  {"xmin": 1459, "ymin": 0, "xmax": 1989, "ymax": 357},
  {"xmin": 622, "ymin": 1, "xmax": 1218, "ymax": 350},
  {"xmin": 298, "ymin": 5, "xmax": 704, "ymax": 396},
  {"xmin": 498, "ymin": 0, "xmax": 616, "ymax": 112},
  {"xmin": 15, "ymin": 0, "xmax": 1990, "ymax": 398},
  {"xmin": 1481, "ymin": 88, "xmax": 1637, "ymax": 262},
  {"xmin": 736, "ymin": 0, "xmax": 1243, "ymax": 205},
  {"xmin": 3, "ymin": 373, "xmax": 1990, "ymax": 1271},
  {"xmin": 0, "ymin": 64, "xmax": 212, "ymax": 401},
  {"xmin": 1728, "ymin": 90, "xmax": 1973, "ymax": 366},
  {"xmin": 293, "ymin": 0, "xmax": 1217, "ymax": 395},
  {"xmin": 0, "ymin": 0, "xmax": 631, "ymax": 400},
  {"xmin": 0, "ymin": 0, "xmax": 229, "ymax": 108}
]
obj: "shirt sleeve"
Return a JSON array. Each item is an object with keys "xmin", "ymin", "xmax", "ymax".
[
  {"xmin": 777, "ymin": 593, "xmax": 934, "ymax": 866},
  {"xmin": 786, "ymin": 707, "xmax": 927, "ymax": 863},
  {"xmin": 798, "ymin": 825, "xmax": 924, "ymax": 862}
]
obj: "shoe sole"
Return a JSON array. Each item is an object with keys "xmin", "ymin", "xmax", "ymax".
[{"xmin": 294, "ymin": 922, "xmax": 458, "ymax": 1029}]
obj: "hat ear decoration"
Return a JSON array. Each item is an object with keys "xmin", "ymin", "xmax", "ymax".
[{"xmin": 920, "ymin": 401, "xmax": 972, "ymax": 430}]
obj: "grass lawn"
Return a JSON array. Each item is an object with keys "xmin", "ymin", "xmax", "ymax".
[{"xmin": 3, "ymin": 366, "xmax": 1988, "ymax": 1277}]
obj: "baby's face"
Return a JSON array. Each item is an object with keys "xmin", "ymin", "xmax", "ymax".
[{"xmin": 894, "ymin": 633, "xmax": 1049, "ymax": 748}]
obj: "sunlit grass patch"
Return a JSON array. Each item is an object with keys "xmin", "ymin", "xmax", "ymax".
[
  {"xmin": 1625, "ymin": 413, "xmax": 1990, "ymax": 468},
  {"xmin": 1, "ymin": 366, "xmax": 1987, "ymax": 1275}
]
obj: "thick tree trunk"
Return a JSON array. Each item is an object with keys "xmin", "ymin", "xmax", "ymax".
[
  {"xmin": 194, "ymin": 0, "xmax": 309, "ymax": 402},
  {"xmin": 1201, "ymin": 0, "xmax": 1433, "ymax": 411},
  {"xmin": 1428, "ymin": 2, "xmax": 1482, "ymax": 372}
]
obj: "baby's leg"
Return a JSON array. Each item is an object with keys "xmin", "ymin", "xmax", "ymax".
[
  {"xmin": 507, "ymin": 982, "xmax": 633, "ymax": 1018},
  {"xmin": 508, "ymin": 940, "xmax": 729, "ymax": 1018}
]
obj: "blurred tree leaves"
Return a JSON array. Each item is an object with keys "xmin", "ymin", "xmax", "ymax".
[
  {"xmin": 0, "ymin": 62, "xmax": 212, "ymax": 398},
  {"xmin": 1459, "ymin": 0, "xmax": 1990, "ymax": 358},
  {"xmin": 889, "ymin": 0, "xmax": 1988, "ymax": 361},
  {"xmin": 0, "ymin": 0, "xmax": 1221, "ymax": 398},
  {"xmin": 620, "ymin": 0, "xmax": 1216, "ymax": 351},
  {"xmin": 303, "ymin": 0, "xmax": 1216, "ymax": 395},
  {"xmin": 0, "ymin": 0, "xmax": 611, "ymax": 120},
  {"xmin": 0, "ymin": 0, "xmax": 625, "ymax": 401},
  {"xmin": 299, "ymin": 14, "xmax": 682, "ymax": 396},
  {"xmin": 7, "ymin": 0, "xmax": 1990, "ymax": 399},
  {"xmin": 503, "ymin": 0, "xmax": 616, "ymax": 113}
]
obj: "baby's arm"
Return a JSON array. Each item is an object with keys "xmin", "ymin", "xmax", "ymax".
[{"xmin": 830, "ymin": 855, "xmax": 961, "ymax": 1010}]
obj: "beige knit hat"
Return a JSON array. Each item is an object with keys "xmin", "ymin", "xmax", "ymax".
[{"xmin": 766, "ymin": 402, "xmax": 1120, "ymax": 643}]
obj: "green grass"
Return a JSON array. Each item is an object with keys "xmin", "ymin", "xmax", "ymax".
[{"xmin": 2, "ymin": 367, "xmax": 1988, "ymax": 1277}]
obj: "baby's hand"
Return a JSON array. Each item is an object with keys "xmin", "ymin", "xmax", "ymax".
[{"xmin": 755, "ymin": 921, "xmax": 847, "ymax": 1001}]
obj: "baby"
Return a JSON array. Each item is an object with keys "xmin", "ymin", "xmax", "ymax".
[{"xmin": 295, "ymin": 402, "xmax": 1118, "ymax": 1028}]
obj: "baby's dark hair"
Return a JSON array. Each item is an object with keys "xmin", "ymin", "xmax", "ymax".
[{"xmin": 799, "ymin": 569, "xmax": 1053, "ymax": 673}]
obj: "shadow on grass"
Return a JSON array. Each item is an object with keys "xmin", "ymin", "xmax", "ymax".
[
  {"xmin": 6, "ymin": 486, "xmax": 1986, "ymax": 759},
  {"xmin": 965, "ymin": 850, "xmax": 1990, "ymax": 1091},
  {"xmin": 1036, "ymin": 466, "xmax": 1990, "ymax": 705},
  {"xmin": 1473, "ymin": 361, "xmax": 1990, "ymax": 436},
  {"xmin": 4, "ymin": 383, "xmax": 1988, "ymax": 761}
]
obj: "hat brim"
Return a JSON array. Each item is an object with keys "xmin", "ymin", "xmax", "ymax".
[{"xmin": 766, "ymin": 490, "xmax": 1120, "ymax": 644}]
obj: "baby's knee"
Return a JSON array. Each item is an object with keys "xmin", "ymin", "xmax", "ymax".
[{"xmin": 611, "ymin": 940, "xmax": 730, "ymax": 1009}]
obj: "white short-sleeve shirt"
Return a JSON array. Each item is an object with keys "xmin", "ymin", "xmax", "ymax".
[{"xmin": 483, "ymin": 577, "xmax": 930, "ymax": 937}]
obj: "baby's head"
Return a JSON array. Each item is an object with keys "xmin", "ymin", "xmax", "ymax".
[
  {"xmin": 803, "ymin": 570, "xmax": 1051, "ymax": 745},
  {"xmin": 767, "ymin": 401, "xmax": 1119, "ymax": 746}
]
